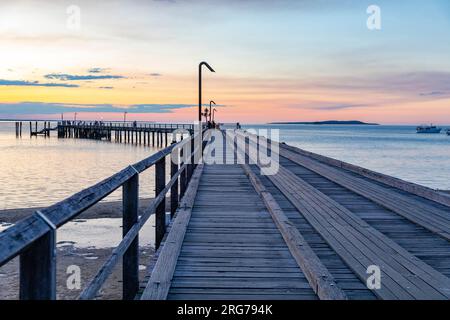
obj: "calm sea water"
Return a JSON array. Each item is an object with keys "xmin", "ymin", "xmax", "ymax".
[
  {"xmin": 237, "ymin": 123, "xmax": 450, "ymax": 191},
  {"xmin": 0, "ymin": 121, "xmax": 163, "ymax": 210},
  {"xmin": 1, "ymin": 122, "xmax": 450, "ymax": 211}
]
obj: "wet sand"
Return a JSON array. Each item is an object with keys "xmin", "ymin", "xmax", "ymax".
[
  {"xmin": 0, "ymin": 245, "xmax": 154, "ymax": 300},
  {"xmin": 0, "ymin": 198, "xmax": 171, "ymax": 224},
  {"xmin": 0, "ymin": 198, "xmax": 169, "ymax": 300}
]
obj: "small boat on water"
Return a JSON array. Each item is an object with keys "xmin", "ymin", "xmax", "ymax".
[{"xmin": 416, "ymin": 125, "xmax": 442, "ymax": 134}]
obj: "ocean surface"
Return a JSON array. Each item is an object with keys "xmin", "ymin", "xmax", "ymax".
[
  {"xmin": 0, "ymin": 121, "xmax": 163, "ymax": 210},
  {"xmin": 1, "ymin": 121, "xmax": 450, "ymax": 211},
  {"xmin": 237, "ymin": 123, "xmax": 450, "ymax": 191}
]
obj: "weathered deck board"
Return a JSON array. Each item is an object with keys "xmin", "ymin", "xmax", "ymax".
[
  {"xmin": 164, "ymin": 164, "xmax": 318, "ymax": 300},
  {"xmin": 139, "ymin": 130, "xmax": 450, "ymax": 300},
  {"xmin": 279, "ymin": 146, "xmax": 450, "ymax": 240},
  {"xmin": 273, "ymin": 153, "xmax": 450, "ymax": 281}
]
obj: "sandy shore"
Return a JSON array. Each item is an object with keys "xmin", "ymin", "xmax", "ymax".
[
  {"xmin": 0, "ymin": 197, "xmax": 171, "ymax": 224},
  {"xmin": 0, "ymin": 198, "xmax": 170, "ymax": 300}
]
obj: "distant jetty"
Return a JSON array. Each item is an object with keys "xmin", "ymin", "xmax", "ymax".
[{"xmin": 269, "ymin": 120, "xmax": 379, "ymax": 125}]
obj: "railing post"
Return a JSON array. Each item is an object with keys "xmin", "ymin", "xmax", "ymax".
[
  {"xmin": 189, "ymin": 135, "xmax": 195, "ymax": 181},
  {"xmin": 122, "ymin": 174, "xmax": 139, "ymax": 300},
  {"xmin": 170, "ymin": 144, "xmax": 179, "ymax": 219},
  {"xmin": 20, "ymin": 229, "xmax": 56, "ymax": 300},
  {"xmin": 245, "ymin": 135, "xmax": 250, "ymax": 164},
  {"xmin": 155, "ymin": 157, "xmax": 166, "ymax": 249},
  {"xmin": 180, "ymin": 147, "xmax": 187, "ymax": 198}
]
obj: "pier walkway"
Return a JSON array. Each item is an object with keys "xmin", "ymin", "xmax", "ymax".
[
  {"xmin": 1, "ymin": 128, "xmax": 450, "ymax": 300},
  {"xmin": 140, "ymin": 130, "xmax": 450, "ymax": 300}
]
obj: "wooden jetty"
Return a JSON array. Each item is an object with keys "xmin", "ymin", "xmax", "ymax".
[
  {"xmin": 29, "ymin": 121, "xmax": 55, "ymax": 137},
  {"xmin": 56, "ymin": 122, "xmax": 194, "ymax": 147},
  {"xmin": 15, "ymin": 122, "xmax": 23, "ymax": 137},
  {"xmin": 1, "ymin": 128, "xmax": 450, "ymax": 300}
]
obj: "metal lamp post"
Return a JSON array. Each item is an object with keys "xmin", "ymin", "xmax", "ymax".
[
  {"xmin": 199, "ymin": 62, "xmax": 215, "ymax": 122},
  {"xmin": 212, "ymin": 108, "xmax": 217, "ymax": 122},
  {"xmin": 209, "ymin": 101, "xmax": 216, "ymax": 122}
]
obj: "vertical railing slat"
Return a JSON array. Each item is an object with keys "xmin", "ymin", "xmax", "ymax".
[
  {"xmin": 19, "ymin": 229, "xmax": 56, "ymax": 300},
  {"xmin": 170, "ymin": 144, "xmax": 179, "ymax": 218},
  {"xmin": 122, "ymin": 174, "xmax": 139, "ymax": 300},
  {"xmin": 155, "ymin": 157, "xmax": 166, "ymax": 249}
]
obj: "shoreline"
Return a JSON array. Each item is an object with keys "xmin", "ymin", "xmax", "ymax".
[
  {"xmin": 0, "ymin": 197, "xmax": 171, "ymax": 224},
  {"xmin": 0, "ymin": 198, "xmax": 166, "ymax": 300}
]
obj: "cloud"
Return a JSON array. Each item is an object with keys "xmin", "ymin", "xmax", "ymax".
[
  {"xmin": 99, "ymin": 86, "xmax": 114, "ymax": 89},
  {"xmin": 149, "ymin": 73, "xmax": 162, "ymax": 77},
  {"xmin": 0, "ymin": 102, "xmax": 195, "ymax": 114},
  {"xmin": 309, "ymin": 104, "xmax": 369, "ymax": 111},
  {"xmin": 419, "ymin": 91, "xmax": 447, "ymax": 97},
  {"xmin": 313, "ymin": 71, "xmax": 450, "ymax": 97},
  {"xmin": 88, "ymin": 68, "xmax": 109, "ymax": 74},
  {"xmin": 129, "ymin": 104, "xmax": 194, "ymax": 113},
  {"xmin": 0, "ymin": 79, "xmax": 79, "ymax": 88},
  {"xmin": 44, "ymin": 73, "xmax": 125, "ymax": 81}
]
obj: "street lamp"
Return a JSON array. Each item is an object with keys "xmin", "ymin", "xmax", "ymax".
[
  {"xmin": 212, "ymin": 108, "xmax": 217, "ymax": 122},
  {"xmin": 74, "ymin": 112, "xmax": 77, "ymax": 121},
  {"xmin": 123, "ymin": 111, "xmax": 128, "ymax": 123},
  {"xmin": 209, "ymin": 100, "xmax": 216, "ymax": 122},
  {"xmin": 199, "ymin": 61, "xmax": 215, "ymax": 122}
]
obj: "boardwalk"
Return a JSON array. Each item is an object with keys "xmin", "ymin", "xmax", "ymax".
[
  {"xmin": 140, "ymin": 130, "xmax": 450, "ymax": 300},
  {"xmin": 1, "ymin": 128, "xmax": 450, "ymax": 300}
]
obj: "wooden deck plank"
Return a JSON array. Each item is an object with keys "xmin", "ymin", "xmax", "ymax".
[
  {"xmin": 140, "ymin": 164, "xmax": 204, "ymax": 300},
  {"xmin": 166, "ymin": 161, "xmax": 317, "ymax": 300},
  {"xmin": 139, "ymin": 130, "xmax": 450, "ymax": 300},
  {"xmin": 264, "ymin": 165, "xmax": 450, "ymax": 300},
  {"xmin": 241, "ymin": 163, "xmax": 347, "ymax": 300},
  {"xmin": 279, "ymin": 147, "xmax": 450, "ymax": 241}
]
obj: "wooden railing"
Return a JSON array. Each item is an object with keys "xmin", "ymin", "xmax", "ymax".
[
  {"xmin": 58, "ymin": 122, "xmax": 195, "ymax": 131},
  {"xmin": 0, "ymin": 131, "xmax": 207, "ymax": 300}
]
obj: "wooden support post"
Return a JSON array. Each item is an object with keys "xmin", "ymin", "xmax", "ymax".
[
  {"xmin": 155, "ymin": 157, "xmax": 166, "ymax": 249},
  {"xmin": 152, "ymin": 131, "xmax": 155, "ymax": 146},
  {"xmin": 180, "ymin": 148, "xmax": 187, "ymax": 198},
  {"xmin": 170, "ymin": 146, "xmax": 179, "ymax": 218},
  {"xmin": 157, "ymin": 131, "xmax": 160, "ymax": 147},
  {"xmin": 122, "ymin": 174, "xmax": 139, "ymax": 300},
  {"xmin": 20, "ymin": 229, "xmax": 56, "ymax": 300},
  {"xmin": 189, "ymin": 136, "xmax": 195, "ymax": 180},
  {"xmin": 165, "ymin": 132, "xmax": 168, "ymax": 147},
  {"xmin": 245, "ymin": 135, "xmax": 250, "ymax": 164}
]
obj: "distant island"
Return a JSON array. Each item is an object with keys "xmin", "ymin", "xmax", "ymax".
[{"xmin": 268, "ymin": 120, "xmax": 379, "ymax": 125}]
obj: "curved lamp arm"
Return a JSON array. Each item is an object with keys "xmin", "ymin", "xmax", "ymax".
[{"xmin": 199, "ymin": 62, "xmax": 216, "ymax": 121}]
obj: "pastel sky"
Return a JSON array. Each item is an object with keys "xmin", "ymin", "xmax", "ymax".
[{"xmin": 1, "ymin": 0, "xmax": 450, "ymax": 124}]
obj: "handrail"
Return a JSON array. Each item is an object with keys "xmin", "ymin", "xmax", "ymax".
[
  {"xmin": 80, "ymin": 134, "xmax": 208, "ymax": 300},
  {"xmin": 0, "ymin": 130, "xmax": 207, "ymax": 300},
  {"xmin": 79, "ymin": 162, "xmax": 188, "ymax": 300},
  {"xmin": 57, "ymin": 122, "xmax": 194, "ymax": 130}
]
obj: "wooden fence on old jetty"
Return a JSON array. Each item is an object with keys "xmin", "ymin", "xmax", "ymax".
[{"xmin": 56, "ymin": 122, "xmax": 195, "ymax": 147}]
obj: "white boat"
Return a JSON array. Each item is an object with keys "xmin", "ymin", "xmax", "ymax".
[{"xmin": 416, "ymin": 125, "xmax": 442, "ymax": 134}]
